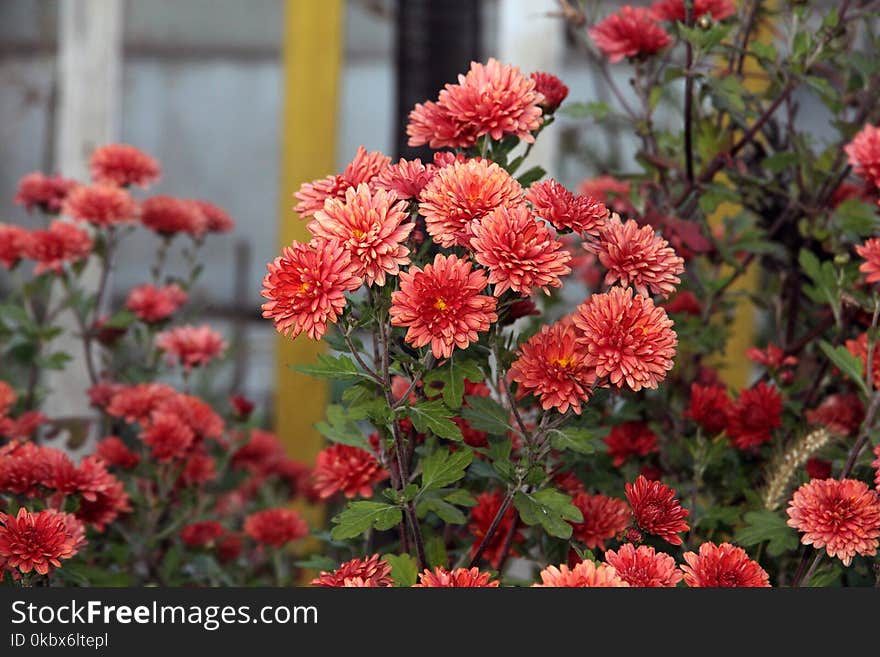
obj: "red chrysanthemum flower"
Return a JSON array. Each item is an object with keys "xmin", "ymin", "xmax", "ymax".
[
  {"xmin": 570, "ymin": 492, "xmax": 631, "ymax": 550},
  {"xmin": 573, "ymin": 286, "xmax": 677, "ymax": 391},
  {"xmin": 846, "ymin": 332, "xmax": 880, "ymax": 388},
  {"xmin": 510, "ymin": 321, "xmax": 595, "ymax": 414},
  {"xmin": 25, "ymin": 220, "xmax": 93, "ymax": 275},
  {"xmin": 650, "ymin": 0, "xmax": 736, "ymax": 22},
  {"xmin": 589, "ymin": 6, "xmax": 672, "ymax": 63},
  {"xmin": 604, "ymin": 422, "xmax": 659, "ymax": 467},
  {"xmin": 181, "ymin": 521, "xmax": 225, "ymax": 548},
  {"xmin": 806, "ymin": 458, "xmax": 833, "ymax": 480},
  {"xmin": 468, "ymin": 490, "xmax": 524, "ymax": 568},
  {"xmin": 155, "ymin": 324, "xmax": 227, "ymax": 371},
  {"xmin": 311, "ymin": 444, "xmax": 388, "ymax": 499},
  {"xmin": 229, "ymin": 394, "xmax": 255, "ymax": 420},
  {"xmin": 414, "ymin": 566, "xmax": 499, "ymax": 587},
  {"xmin": 806, "ymin": 394, "xmax": 864, "ymax": 437},
  {"xmin": 0, "ymin": 411, "xmax": 46, "ymax": 442},
  {"xmin": 215, "ymin": 532, "xmax": 243, "ymax": 563},
  {"xmin": 63, "ymin": 183, "xmax": 137, "ymax": 228},
  {"xmin": 419, "ymin": 158, "xmax": 523, "ymax": 248},
  {"xmin": 746, "ymin": 343, "xmax": 798, "ymax": 372},
  {"xmin": 681, "ymin": 542, "xmax": 770, "ymax": 587},
  {"xmin": 95, "ymin": 436, "xmax": 140, "ymax": 470},
  {"xmin": 685, "ymin": 383, "xmax": 731, "ymax": 435},
  {"xmin": 0, "ymin": 442, "xmax": 52, "ymax": 496},
  {"xmin": 530, "ymin": 71, "xmax": 568, "ymax": 112},
  {"xmin": 293, "ymin": 146, "xmax": 391, "ymax": 217},
  {"xmin": 261, "ymin": 237, "xmax": 362, "ymax": 341},
  {"xmin": 373, "ymin": 158, "xmax": 436, "ymax": 200},
  {"xmin": 407, "ymin": 100, "xmax": 476, "ymax": 149},
  {"xmin": 589, "ymin": 214, "xmax": 684, "ymax": 298},
  {"xmin": 180, "ymin": 449, "xmax": 218, "ymax": 488},
  {"xmin": 471, "ymin": 204, "xmax": 571, "ymax": 296},
  {"xmin": 786, "ymin": 478, "xmax": 880, "ymax": 566},
  {"xmin": 390, "ymin": 253, "xmax": 497, "ymax": 359},
  {"xmin": 856, "ymin": 237, "xmax": 880, "ymax": 284},
  {"xmin": 665, "ymin": 290, "xmax": 702, "ymax": 315},
  {"xmin": 45, "ymin": 510, "xmax": 87, "ymax": 553},
  {"xmin": 309, "ymin": 184, "xmax": 412, "ymax": 286},
  {"xmin": 534, "ymin": 559, "xmax": 628, "ymax": 587},
  {"xmin": 89, "ymin": 143, "xmax": 160, "ymax": 188},
  {"xmin": 105, "ymin": 382, "xmax": 176, "ymax": 424},
  {"xmin": 126, "ymin": 283, "xmax": 188, "ymax": 323},
  {"xmin": 243, "ymin": 508, "xmax": 309, "ymax": 547},
  {"xmin": 140, "ymin": 410, "xmax": 195, "ymax": 462},
  {"xmin": 525, "ymin": 179, "xmax": 609, "ymax": 236},
  {"xmin": 625, "ymin": 475, "xmax": 690, "ymax": 545},
  {"xmin": 14, "ymin": 172, "xmax": 76, "ymax": 214},
  {"xmin": 0, "ymin": 381, "xmax": 16, "ymax": 417},
  {"xmin": 140, "ymin": 196, "xmax": 207, "ymax": 237},
  {"xmin": 0, "ymin": 508, "xmax": 79, "ymax": 576},
  {"xmin": 578, "ymin": 176, "xmax": 634, "ymax": 216},
  {"xmin": 194, "ymin": 200, "xmax": 235, "ymax": 233},
  {"xmin": 604, "ymin": 544, "xmax": 682, "ymax": 587},
  {"xmin": 845, "ymin": 124, "xmax": 880, "ymax": 188},
  {"xmin": 154, "ymin": 392, "xmax": 224, "ymax": 443},
  {"xmin": 312, "ymin": 554, "xmax": 395, "ymax": 587},
  {"xmin": 725, "ymin": 382, "xmax": 783, "ymax": 449},
  {"xmin": 0, "ymin": 224, "xmax": 31, "ymax": 270},
  {"xmin": 72, "ymin": 457, "xmax": 132, "ymax": 531}
]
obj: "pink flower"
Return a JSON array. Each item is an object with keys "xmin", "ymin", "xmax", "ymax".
[
  {"xmin": 650, "ymin": 0, "xmax": 736, "ymax": 22},
  {"xmin": 155, "ymin": 324, "xmax": 227, "ymax": 371},
  {"xmin": 25, "ymin": 220, "xmax": 93, "ymax": 275},
  {"xmin": 14, "ymin": 172, "xmax": 76, "ymax": 214},
  {"xmin": 845, "ymin": 124, "xmax": 880, "ymax": 188},
  {"xmin": 89, "ymin": 144, "xmax": 160, "ymax": 188},
  {"xmin": 126, "ymin": 284, "xmax": 188, "ymax": 323},
  {"xmin": 534, "ymin": 560, "xmax": 628, "ymax": 587},
  {"xmin": 589, "ymin": 6, "xmax": 672, "ymax": 63},
  {"xmin": 0, "ymin": 224, "xmax": 31, "ymax": 269},
  {"xmin": 140, "ymin": 196, "xmax": 207, "ymax": 237},
  {"xmin": 373, "ymin": 158, "xmax": 436, "ymax": 200},
  {"xmin": 294, "ymin": 146, "xmax": 391, "ymax": 217},
  {"xmin": 530, "ymin": 72, "xmax": 569, "ymax": 112},
  {"xmin": 681, "ymin": 542, "xmax": 770, "ymax": 587},
  {"xmin": 604, "ymin": 544, "xmax": 682, "ymax": 587},
  {"xmin": 525, "ymin": 179, "xmax": 609, "ymax": 235}
]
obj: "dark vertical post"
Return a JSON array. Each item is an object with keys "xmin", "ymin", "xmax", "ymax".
[{"xmin": 394, "ymin": 0, "xmax": 482, "ymax": 160}]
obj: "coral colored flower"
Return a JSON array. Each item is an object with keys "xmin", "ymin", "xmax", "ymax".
[
  {"xmin": 155, "ymin": 392, "xmax": 225, "ymax": 442},
  {"xmin": 681, "ymin": 542, "xmax": 770, "ymax": 587},
  {"xmin": 73, "ymin": 456, "xmax": 131, "ymax": 531},
  {"xmin": 530, "ymin": 72, "xmax": 568, "ymax": 112},
  {"xmin": 294, "ymin": 146, "xmax": 391, "ymax": 217},
  {"xmin": 787, "ymin": 478, "xmax": 880, "ymax": 566},
  {"xmin": 140, "ymin": 410, "xmax": 195, "ymax": 462},
  {"xmin": 806, "ymin": 458, "xmax": 832, "ymax": 480},
  {"xmin": 90, "ymin": 143, "xmax": 160, "ymax": 188},
  {"xmin": 626, "ymin": 475, "xmax": 690, "ymax": 545},
  {"xmin": 589, "ymin": 6, "xmax": 672, "ymax": 63},
  {"xmin": 156, "ymin": 324, "xmax": 226, "ymax": 371},
  {"xmin": 105, "ymin": 382, "xmax": 177, "ymax": 424},
  {"xmin": 25, "ymin": 220, "xmax": 93, "ymax": 275},
  {"xmin": 856, "ymin": 237, "xmax": 880, "ymax": 284},
  {"xmin": 14, "ymin": 172, "xmax": 76, "ymax": 213},
  {"xmin": 589, "ymin": 214, "xmax": 684, "ymax": 298},
  {"xmin": 63, "ymin": 183, "xmax": 137, "ymax": 228},
  {"xmin": 665, "ymin": 290, "xmax": 701, "ymax": 315},
  {"xmin": 95, "ymin": 436, "xmax": 140, "ymax": 469},
  {"xmin": 534, "ymin": 560, "xmax": 628, "ymax": 587},
  {"xmin": 309, "ymin": 184, "xmax": 412, "ymax": 286},
  {"xmin": 806, "ymin": 394, "xmax": 864, "ymax": 437},
  {"xmin": 311, "ymin": 444, "xmax": 387, "ymax": 499},
  {"xmin": 604, "ymin": 422, "xmax": 659, "ymax": 467},
  {"xmin": 725, "ymin": 382, "xmax": 783, "ymax": 449},
  {"xmin": 0, "ymin": 381, "xmax": 16, "ymax": 417},
  {"xmin": 390, "ymin": 254, "xmax": 497, "ymax": 359},
  {"xmin": 0, "ymin": 410, "xmax": 46, "ymax": 442},
  {"xmin": 180, "ymin": 449, "xmax": 217, "ymax": 487},
  {"xmin": 650, "ymin": 0, "xmax": 736, "ymax": 22},
  {"xmin": 140, "ymin": 196, "xmax": 207, "ymax": 237},
  {"xmin": 746, "ymin": 343, "xmax": 798, "ymax": 371},
  {"xmin": 604, "ymin": 544, "xmax": 682, "ymax": 587},
  {"xmin": 510, "ymin": 321, "xmax": 595, "ymax": 414},
  {"xmin": 312, "ymin": 554, "xmax": 394, "ymax": 587},
  {"xmin": 407, "ymin": 100, "xmax": 476, "ymax": 149},
  {"xmin": 244, "ymin": 508, "xmax": 308, "ymax": 547},
  {"xmin": 414, "ymin": 567, "xmax": 499, "ymax": 587},
  {"xmin": 845, "ymin": 124, "xmax": 880, "ymax": 188},
  {"xmin": 126, "ymin": 283, "xmax": 188, "ymax": 323},
  {"xmin": 468, "ymin": 491, "xmax": 523, "ymax": 568},
  {"xmin": 0, "ymin": 224, "xmax": 31, "ymax": 269},
  {"xmin": 471, "ymin": 204, "xmax": 571, "ymax": 296},
  {"xmin": 846, "ymin": 332, "xmax": 880, "ymax": 388},
  {"xmin": 525, "ymin": 179, "xmax": 609, "ymax": 235},
  {"xmin": 419, "ymin": 158, "xmax": 523, "ymax": 248},
  {"xmin": 181, "ymin": 521, "xmax": 225, "ymax": 548},
  {"xmin": 685, "ymin": 383, "xmax": 731, "ymax": 435},
  {"xmin": 0, "ymin": 508, "xmax": 79, "ymax": 576},
  {"xmin": 261, "ymin": 237, "xmax": 362, "ymax": 340},
  {"xmin": 373, "ymin": 158, "xmax": 436, "ymax": 200},
  {"xmin": 573, "ymin": 286, "xmax": 677, "ymax": 391},
  {"xmin": 229, "ymin": 394, "xmax": 255, "ymax": 420},
  {"xmin": 570, "ymin": 492, "xmax": 631, "ymax": 550},
  {"xmin": 194, "ymin": 200, "xmax": 235, "ymax": 233}
]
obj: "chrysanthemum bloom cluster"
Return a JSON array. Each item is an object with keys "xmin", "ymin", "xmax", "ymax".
[
  {"xmin": 856, "ymin": 237, "xmax": 880, "ymax": 284},
  {"xmin": 725, "ymin": 382, "xmax": 783, "ymax": 449},
  {"xmin": 14, "ymin": 172, "xmax": 76, "ymax": 214},
  {"xmin": 95, "ymin": 436, "xmax": 140, "ymax": 470},
  {"xmin": 845, "ymin": 124, "xmax": 880, "ymax": 188},
  {"xmin": 414, "ymin": 566, "xmax": 499, "ymax": 587},
  {"xmin": 681, "ymin": 542, "xmax": 770, "ymax": 587},
  {"xmin": 243, "ymin": 508, "xmax": 309, "ymax": 548},
  {"xmin": 806, "ymin": 393, "xmax": 864, "ymax": 437},
  {"xmin": 625, "ymin": 475, "xmax": 690, "ymax": 545},
  {"xmin": 407, "ymin": 58, "xmax": 543, "ymax": 149},
  {"xmin": 311, "ymin": 444, "xmax": 388, "ymax": 499},
  {"xmin": 181, "ymin": 521, "xmax": 225, "ymax": 548},
  {"xmin": 604, "ymin": 422, "xmax": 658, "ymax": 466},
  {"xmin": 89, "ymin": 143, "xmax": 161, "ymax": 188},
  {"xmin": 126, "ymin": 283, "xmax": 188, "ymax": 323},
  {"xmin": 140, "ymin": 196, "xmax": 207, "ymax": 238},
  {"xmin": 649, "ymin": 0, "xmax": 736, "ymax": 22},
  {"xmin": 155, "ymin": 324, "xmax": 227, "ymax": 371},
  {"xmin": 63, "ymin": 184, "xmax": 137, "ymax": 227},
  {"xmin": 525, "ymin": 178, "xmax": 608, "ymax": 235},
  {"xmin": 786, "ymin": 478, "xmax": 880, "ymax": 566},
  {"xmin": 530, "ymin": 72, "xmax": 568, "ymax": 112},
  {"xmin": 312, "ymin": 554, "xmax": 394, "ymax": 588},
  {"xmin": 569, "ymin": 492, "xmax": 631, "ymax": 549},
  {"xmin": 589, "ymin": 5, "xmax": 672, "ymax": 63},
  {"xmin": 534, "ymin": 559, "xmax": 628, "ymax": 587},
  {"xmin": 604, "ymin": 544, "xmax": 682, "ymax": 587},
  {"xmin": 24, "ymin": 220, "xmax": 93, "ymax": 275},
  {"xmin": 0, "ymin": 508, "xmax": 82, "ymax": 577}
]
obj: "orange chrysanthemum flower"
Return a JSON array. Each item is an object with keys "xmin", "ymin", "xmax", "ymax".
[
  {"xmin": 155, "ymin": 324, "xmax": 227, "ymax": 371},
  {"xmin": 856, "ymin": 237, "xmax": 880, "ymax": 284},
  {"xmin": 63, "ymin": 183, "xmax": 138, "ymax": 227},
  {"xmin": 311, "ymin": 444, "xmax": 388, "ymax": 499},
  {"xmin": 414, "ymin": 566, "xmax": 499, "ymax": 587},
  {"xmin": 589, "ymin": 6, "xmax": 672, "ymax": 64},
  {"xmin": 845, "ymin": 124, "xmax": 880, "ymax": 188},
  {"xmin": 604, "ymin": 422, "xmax": 658, "ymax": 466},
  {"xmin": 471, "ymin": 204, "xmax": 571, "ymax": 297},
  {"xmin": 650, "ymin": 0, "xmax": 736, "ymax": 22},
  {"xmin": 261, "ymin": 238, "xmax": 363, "ymax": 340},
  {"xmin": 625, "ymin": 475, "xmax": 690, "ymax": 545},
  {"xmin": 309, "ymin": 184, "xmax": 412, "ymax": 286},
  {"xmin": 786, "ymin": 478, "xmax": 880, "ymax": 566},
  {"xmin": 390, "ymin": 254, "xmax": 496, "ymax": 359},
  {"xmin": 373, "ymin": 158, "xmax": 436, "ymax": 200},
  {"xmin": 570, "ymin": 492, "xmax": 631, "ymax": 550},
  {"xmin": 126, "ymin": 283, "xmax": 188, "ymax": 324},
  {"xmin": 89, "ymin": 144, "xmax": 160, "ymax": 188},
  {"xmin": 140, "ymin": 410, "xmax": 195, "ymax": 462},
  {"xmin": 573, "ymin": 286, "xmax": 677, "ymax": 391},
  {"xmin": 681, "ymin": 542, "xmax": 770, "ymax": 587},
  {"xmin": 406, "ymin": 101, "xmax": 475, "ymax": 150},
  {"xmin": 244, "ymin": 508, "xmax": 309, "ymax": 547},
  {"xmin": 419, "ymin": 159, "xmax": 523, "ymax": 248},
  {"xmin": 510, "ymin": 321, "xmax": 595, "ymax": 414},
  {"xmin": 588, "ymin": 214, "xmax": 684, "ymax": 298},
  {"xmin": 312, "ymin": 554, "xmax": 394, "ymax": 587},
  {"xmin": 0, "ymin": 508, "xmax": 80, "ymax": 576},
  {"xmin": 294, "ymin": 146, "xmax": 391, "ymax": 217},
  {"xmin": 604, "ymin": 544, "xmax": 682, "ymax": 587},
  {"xmin": 25, "ymin": 220, "xmax": 93, "ymax": 275},
  {"xmin": 534, "ymin": 559, "xmax": 628, "ymax": 587},
  {"xmin": 525, "ymin": 179, "xmax": 609, "ymax": 235}
]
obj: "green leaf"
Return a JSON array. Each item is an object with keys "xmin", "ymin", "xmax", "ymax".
[
  {"xmin": 559, "ymin": 100, "xmax": 611, "ymax": 121},
  {"xmin": 425, "ymin": 536, "xmax": 449, "ymax": 568},
  {"xmin": 382, "ymin": 553, "xmax": 418, "ymax": 587},
  {"xmin": 423, "ymin": 357, "xmax": 483, "ymax": 409},
  {"xmin": 517, "ymin": 166, "xmax": 546, "ymax": 188},
  {"xmin": 460, "ymin": 396, "xmax": 511, "ymax": 435},
  {"xmin": 293, "ymin": 353, "xmax": 370, "ymax": 381},
  {"xmin": 331, "ymin": 501, "xmax": 402, "ymax": 540},
  {"xmin": 105, "ymin": 309, "xmax": 137, "ymax": 329},
  {"xmin": 734, "ymin": 510, "xmax": 799, "ymax": 557},
  {"xmin": 819, "ymin": 341, "xmax": 869, "ymax": 397},
  {"xmin": 420, "ymin": 447, "xmax": 473, "ymax": 490},
  {"xmin": 406, "ymin": 400, "xmax": 464, "ymax": 441},
  {"xmin": 315, "ymin": 404, "xmax": 371, "ymax": 449},
  {"xmin": 548, "ymin": 427, "xmax": 601, "ymax": 455},
  {"xmin": 294, "ymin": 555, "xmax": 337, "ymax": 571},
  {"xmin": 418, "ymin": 496, "xmax": 467, "ymax": 524},
  {"xmin": 444, "ymin": 489, "xmax": 478, "ymax": 507},
  {"xmin": 514, "ymin": 488, "xmax": 582, "ymax": 540}
]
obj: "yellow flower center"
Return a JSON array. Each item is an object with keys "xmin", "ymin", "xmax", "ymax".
[
  {"xmin": 352, "ymin": 228, "xmax": 365, "ymax": 239},
  {"xmin": 552, "ymin": 355, "xmax": 574, "ymax": 369},
  {"xmin": 300, "ymin": 282, "xmax": 311, "ymax": 293},
  {"xmin": 434, "ymin": 297, "xmax": 448, "ymax": 311}
]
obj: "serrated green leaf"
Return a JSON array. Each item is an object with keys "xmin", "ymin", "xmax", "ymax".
[
  {"xmin": 420, "ymin": 447, "xmax": 473, "ymax": 490},
  {"xmin": 382, "ymin": 553, "xmax": 418, "ymax": 587},
  {"xmin": 514, "ymin": 488, "xmax": 582, "ymax": 539},
  {"xmin": 331, "ymin": 501, "xmax": 402, "ymax": 540},
  {"xmin": 419, "ymin": 497, "xmax": 467, "ymax": 524},
  {"xmin": 424, "ymin": 357, "xmax": 483, "ymax": 409},
  {"xmin": 294, "ymin": 353, "xmax": 370, "ymax": 381},
  {"xmin": 314, "ymin": 404, "xmax": 370, "ymax": 449},
  {"xmin": 734, "ymin": 510, "xmax": 799, "ymax": 557},
  {"xmin": 444, "ymin": 489, "xmax": 478, "ymax": 507},
  {"xmin": 460, "ymin": 396, "xmax": 511, "ymax": 435},
  {"xmin": 548, "ymin": 427, "xmax": 600, "ymax": 455},
  {"xmin": 406, "ymin": 400, "xmax": 463, "ymax": 441},
  {"xmin": 820, "ymin": 341, "xmax": 870, "ymax": 397}
]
